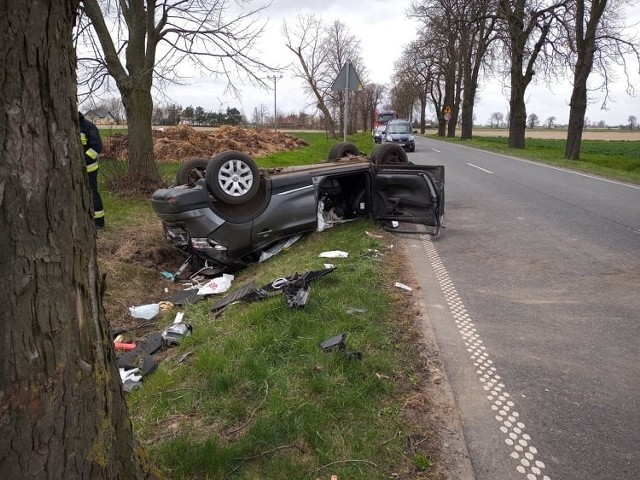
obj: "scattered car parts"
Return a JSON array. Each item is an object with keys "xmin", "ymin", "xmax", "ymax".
[{"xmin": 320, "ymin": 332, "xmax": 362, "ymax": 360}]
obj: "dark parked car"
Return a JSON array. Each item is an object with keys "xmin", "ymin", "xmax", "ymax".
[
  {"xmin": 382, "ymin": 119, "xmax": 416, "ymax": 152},
  {"xmin": 151, "ymin": 143, "xmax": 444, "ymax": 275}
]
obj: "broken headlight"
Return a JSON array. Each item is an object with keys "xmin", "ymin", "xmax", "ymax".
[
  {"xmin": 165, "ymin": 226, "xmax": 189, "ymax": 247},
  {"xmin": 190, "ymin": 237, "xmax": 227, "ymax": 252}
]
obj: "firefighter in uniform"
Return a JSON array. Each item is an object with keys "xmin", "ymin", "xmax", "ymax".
[{"xmin": 79, "ymin": 112, "xmax": 105, "ymax": 228}]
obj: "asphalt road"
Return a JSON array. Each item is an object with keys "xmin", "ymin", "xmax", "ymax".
[{"xmin": 403, "ymin": 136, "xmax": 640, "ymax": 480}]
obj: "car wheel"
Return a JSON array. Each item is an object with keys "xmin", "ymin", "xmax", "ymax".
[
  {"xmin": 176, "ymin": 157, "xmax": 210, "ymax": 185},
  {"xmin": 327, "ymin": 142, "xmax": 360, "ymax": 161},
  {"xmin": 370, "ymin": 143, "xmax": 409, "ymax": 165},
  {"xmin": 407, "ymin": 144, "xmax": 416, "ymax": 152},
  {"xmin": 205, "ymin": 150, "xmax": 260, "ymax": 205}
]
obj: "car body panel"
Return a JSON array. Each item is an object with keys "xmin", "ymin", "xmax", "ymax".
[{"xmin": 152, "ymin": 154, "xmax": 444, "ymax": 272}]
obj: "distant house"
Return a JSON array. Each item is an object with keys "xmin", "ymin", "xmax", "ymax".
[
  {"xmin": 83, "ymin": 108, "xmax": 111, "ymax": 124},
  {"xmin": 279, "ymin": 115, "xmax": 300, "ymax": 129}
]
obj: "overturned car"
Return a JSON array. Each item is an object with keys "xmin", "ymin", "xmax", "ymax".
[{"xmin": 151, "ymin": 142, "xmax": 445, "ymax": 276}]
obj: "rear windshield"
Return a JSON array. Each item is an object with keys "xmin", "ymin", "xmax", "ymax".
[{"xmin": 378, "ymin": 113, "xmax": 395, "ymax": 123}]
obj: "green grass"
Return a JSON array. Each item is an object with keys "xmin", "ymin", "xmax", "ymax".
[
  {"xmin": 256, "ymin": 132, "xmax": 377, "ymax": 168},
  {"xmin": 127, "ymin": 223, "xmax": 417, "ymax": 479},
  {"xmin": 430, "ymin": 134, "xmax": 640, "ymax": 184}
]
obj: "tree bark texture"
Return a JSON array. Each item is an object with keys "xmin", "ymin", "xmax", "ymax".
[{"xmin": 0, "ymin": 2, "xmax": 157, "ymax": 478}]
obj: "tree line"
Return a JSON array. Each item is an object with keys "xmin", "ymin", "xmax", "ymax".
[{"xmin": 389, "ymin": 0, "xmax": 639, "ymax": 159}]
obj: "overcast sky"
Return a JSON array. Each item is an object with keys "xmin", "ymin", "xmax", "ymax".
[{"xmin": 165, "ymin": 0, "xmax": 640, "ymax": 127}]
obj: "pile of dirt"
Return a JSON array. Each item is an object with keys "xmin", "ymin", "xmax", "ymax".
[{"xmin": 103, "ymin": 125, "xmax": 308, "ymax": 162}]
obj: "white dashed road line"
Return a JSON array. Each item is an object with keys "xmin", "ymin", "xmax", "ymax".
[
  {"xmin": 467, "ymin": 163, "xmax": 494, "ymax": 174},
  {"xmin": 420, "ymin": 234, "xmax": 551, "ymax": 480}
]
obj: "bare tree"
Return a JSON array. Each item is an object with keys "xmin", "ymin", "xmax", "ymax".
[
  {"xmin": 390, "ymin": 68, "xmax": 422, "ymax": 120},
  {"xmin": 0, "ymin": 1, "xmax": 157, "ymax": 478},
  {"xmin": 563, "ymin": 0, "xmax": 640, "ymax": 159},
  {"xmin": 76, "ymin": 0, "xmax": 271, "ymax": 184},
  {"xmin": 322, "ymin": 20, "xmax": 364, "ymax": 135},
  {"xmin": 410, "ymin": 1, "xmax": 463, "ymax": 137},
  {"xmin": 397, "ymin": 39, "xmax": 437, "ymax": 134},
  {"xmin": 546, "ymin": 115, "xmax": 557, "ymax": 128},
  {"xmin": 528, "ymin": 112, "xmax": 540, "ymax": 128},
  {"xmin": 282, "ymin": 14, "xmax": 337, "ymax": 137},
  {"xmin": 360, "ymin": 83, "xmax": 385, "ymax": 132},
  {"xmin": 489, "ymin": 111, "xmax": 504, "ymax": 127},
  {"xmin": 457, "ymin": 0, "xmax": 498, "ymax": 139},
  {"xmin": 629, "ymin": 115, "xmax": 638, "ymax": 130},
  {"xmin": 496, "ymin": 0, "xmax": 567, "ymax": 148}
]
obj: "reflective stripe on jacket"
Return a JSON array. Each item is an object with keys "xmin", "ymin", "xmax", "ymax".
[{"xmin": 79, "ymin": 117, "xmax": 103, "ymax": 171}]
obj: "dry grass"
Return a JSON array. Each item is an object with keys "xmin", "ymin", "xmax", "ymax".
[{"xmin": 97, "ymin": 218, "xmax": 187, "ymax": 331}]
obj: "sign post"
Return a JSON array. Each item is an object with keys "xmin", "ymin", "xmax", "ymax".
[{"xmin": 331, "ymin": 60, "xmax": 363, "ymax": 142}]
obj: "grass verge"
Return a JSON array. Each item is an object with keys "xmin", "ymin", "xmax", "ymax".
[{"xmin": 428, "ymin": 134, "xmax": 640, "ymax": 184}]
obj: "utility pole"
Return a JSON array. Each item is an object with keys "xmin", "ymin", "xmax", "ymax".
[{"xmin": 271, "ymin": 74, "xmax": 283, "ymax": 130}]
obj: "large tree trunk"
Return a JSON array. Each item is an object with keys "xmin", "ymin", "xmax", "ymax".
[
  {"xmin": 419, "ymin": 95, "xmax": 427, "ymax": 134},
  {"xmin": 460, "ymin": 64, "xmax": 475, "ymax": 140},
  {"xmin": 508, "ymin": 81, "xmax": 528, "ymax": 149},
  {"xmin": 565, "ymin": 76, "xmax": 588, "ymax": 160},
  {"xmin": 0, "ymin": 2, "xmax": 157, "ymax": 478},
  {"xmin": 120, "ymin": 85, "xmax": 159, "ymax": 182}
]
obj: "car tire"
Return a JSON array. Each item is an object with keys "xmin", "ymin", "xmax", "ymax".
[
  {"xmin": 205, "ymin": 150, "xmax": 260, "ymax": 205},
  {"xmin": 327, "ymin": 142, "xmax": 360, "ymax": 161},
  {"xmin": 176, "ymin": 157, "xmax": 210, "ymax": 185},
  {"xmin": 407, "ymin": 144, "xmax": 416, "ymax": 153},
  {"xmin": 370, "ymin": 143, "xmax": 409, "ymax": 165}
]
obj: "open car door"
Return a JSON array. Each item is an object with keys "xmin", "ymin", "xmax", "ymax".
[{"xmin": 372, "ymin": 165, "xmax": 445, "ymax": 236}]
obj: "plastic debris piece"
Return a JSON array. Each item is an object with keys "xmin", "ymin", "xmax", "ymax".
[
  {"xmin": 259, "ymin": 234, "xmax": 302, "ymax": 262},
  {"xmin": 320, "ymin": 333, "xmax": 347, "ymax": 352},
  {"xmin": 161, "ymin": 271, "xmax": 174, "ymax": 281},
  {"xmin": 122, "ymin": 380, "xmax": 143, "ymax": 393},
  {"xmin": 323, "ymin": 263, "xmax": 335, "ymax": 269},
  {"xmin": 197, "ymin": 273, "xmax": 234, "ymax": 295},
  {"xmin": 173, "ymin": 311, "xmax": 185, "ymax": 324},
  {"xmin": 177, "ymin": 351, "xmax": 193, "ymax": 364},
  {"xmin": 394, "ymin": 282, "xmax": 412, "ymax": 292},
  {"xmin": 346, "ymin": 308, "xmax": 366, "ymax": 314},
  {"xmin": 162, "ymin": 322, "xmax": 192, "ymax": 346},
  {"xmin": 119, "ymin": 367, "xmax": 142, "ymax": 383},
  {"xmin": 114, "ymin": 342, "xmax": 137, "ymax": 351},
  {"xmin": 365, "ymin": 231, "xmax": 384, "ymax": 239},
  {"xmin": 319, "ymin": 250, "xmax": 348, "ymax": 258},
  {"xmin": 129, "ymin": 303, "xmax": 160, "ymax": 320}
]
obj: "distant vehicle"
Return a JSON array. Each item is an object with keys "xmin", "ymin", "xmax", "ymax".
[
  {"xmin": 374, "ymin": 110, "xmax": 396, "ymax": 129},
  {"xmin": 151, "ymin": 143, "xmax": 444, "ymax": 275},
  {"xmin": 373, "ymin": 125, "xmax": 386, "ymax": 143},
  {"xmin": 382, "ymin": 119, "xmax": 416, "ymax": 152}
]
